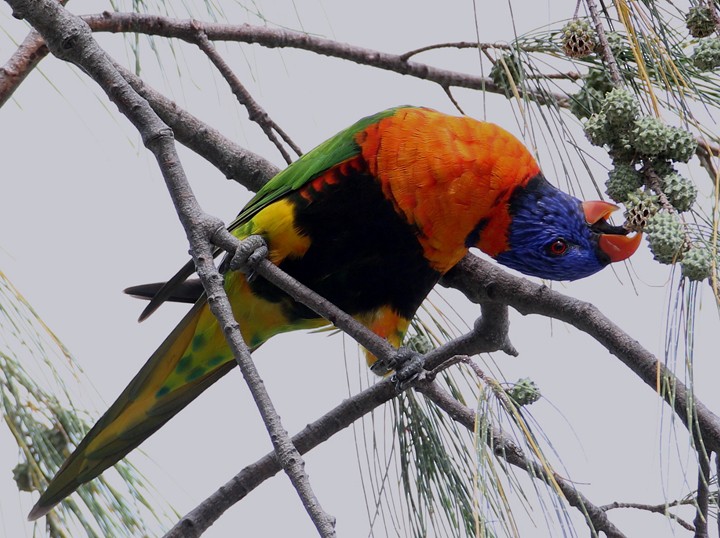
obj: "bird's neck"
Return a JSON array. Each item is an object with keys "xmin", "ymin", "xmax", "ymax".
[{"xmin": 359, "ymin": 109, "xmax": 539, "ymax": 272}]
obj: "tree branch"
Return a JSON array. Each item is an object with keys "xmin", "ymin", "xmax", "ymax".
[
  {"xmin": 165, "ymin": 301, "xmax": 516, "ymax": 535},
  {"xmin": 4, "ymin": 1, "xmax": 336, "ymax": 535},
  {"xmin": 191, "ymin": 24, "xmax": 301, "ymax": 164},
  {"xmin": 416, "ymin": 380, "xmax": 627, "ymax": 538},
  {"xmin": 0, "ymin": 29, "xmax": 47, "ymax": 107},
  {"xmin": 694, "ymin": 449, "xmax": 711, "ymax": 538},
  {"xmin": 442, "ymin": 255, "xmax": 720, "ymax": 454},
  {"xmin": 116, "ymin": 49, "xmax": 720, "ymax": 463},
  {"xmin": 584, "ymin": 0, "xmax": 622, "ymax": 86},
  {"xmin": 80, "ymin": 12, "xmax": 563, "ymax": 108},
  {"xmin": 601, "ymin": 500, "xmax": 695, "ymax": 532},
  {"xmin": 116, "ymin": 63, "xmax": 280, "ymax": 191}
]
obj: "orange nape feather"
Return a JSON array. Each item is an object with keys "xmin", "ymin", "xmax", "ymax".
[{"xmin": 358, "ymin": 108, "xmax": 540, "ymax": 270}]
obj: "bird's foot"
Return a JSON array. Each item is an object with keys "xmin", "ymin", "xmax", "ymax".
[
  {"xmin": 229, "ymin": 235, "xmax": 268, "ymax": 280},
  {"xmin": 387, "ymin": 347, "xmax": 424, "ymax": 391}
]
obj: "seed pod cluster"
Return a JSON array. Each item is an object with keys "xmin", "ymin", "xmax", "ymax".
[
  {"xmin": 562, "ymin": 19, "xmax": 597, "ymax": 58},
  {"xmin": 686, "ymin": 6, "xmax": 716, "ymax": 39},
  {"xmin": 693, "ymin": 37, "xmax": 720, "ymax": 71},
  {"xmin": 644, "ymin": 211, "xmax": 686, "ymax": 264},
  {"xmin": 570, "ymin": 69, "xmax": 615, "ymax": 119},
  {"xmin": 506, "ymin": 378, "xmax": 541, "ymax": 407},
  {"xmin": 623, "ymin": 189, "xmax": 660, "ymax": 231},
  {"xmin": 490, "ymin": 53, "xmax": 524, "ymax": 95},
  {"xmin": 681, "ymin": 245, "xmax": 714, "ymax": 281}
]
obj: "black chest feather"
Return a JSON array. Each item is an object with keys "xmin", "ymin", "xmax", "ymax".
[{"xmin": 248, "ymin": 167, "xmax": 441, "ymax": 320}]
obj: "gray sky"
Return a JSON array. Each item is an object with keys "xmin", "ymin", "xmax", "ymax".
[{"xmin": 1, "ymin": 0, "xmax": 718, "ymax": 536}]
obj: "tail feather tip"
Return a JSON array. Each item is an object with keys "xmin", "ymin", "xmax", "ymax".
[{"xmin": 27, "ymin": 500, "xmax": 54, "ymax": 521}]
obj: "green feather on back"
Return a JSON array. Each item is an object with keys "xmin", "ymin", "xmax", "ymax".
[
  {"xmin": 137, "ymin": 106, "xmax": 408, "ymax": 321},
  {"xmin": 227, "ymin": 106, "xmax": 405, "ymax": 230}
]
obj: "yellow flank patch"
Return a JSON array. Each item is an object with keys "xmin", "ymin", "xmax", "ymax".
[
  {"xmin": 225, "ymin": 271, "xmax": 329, "ymax": 347},
  {"xmin": 235, "ymin": 198, "xmax": 311, "ymax": 265}
]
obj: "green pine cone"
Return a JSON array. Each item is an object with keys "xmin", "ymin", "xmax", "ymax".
[
  {"xmin": 661, "ymin": 172, "xmax": 697, "ymax": 212},
  {"xmin": 606, "ymin": 163, "xmax": 643, "ymax": 203},
  {"xmin": 693, "ymin": 38, "xmax": 720, "ymax": 71},
  {"xmin": 584, "ymin": 112, "xmax": 612, "ymax": 146},
  {"xmin": 405, "ymin": 333, "xmax": 434, "ymax": 354},
  {"xmin": 681, "ymin": 245, "xmax": 714, "ymax": 281},
  {"xmin": 570, "ymin": 69, "xmax": 614, "ymax": 119},
  {"xmin": 660, "ymin": 126, "xmax": 697, "ymax": 163},
  {"xmin": 644, "ymin": 211, "xmax": 686, "ymax": 264},
  {"xmin": 601, "ymin": 88, "xmax": 640, "ymax": 128},
  {"xmin": 632, "ymin": 116, "xmax": 672, "ymax": 157},
  {"xmin": 601, "ymin": 31, "xmax": 633, "ymax": 61},
  {"xmin": 491, "ymin": 53, "xmax": 524, "ymax": 95},
  {"xmin": 506, "ymin": 378, "xmax": 541, "ymax": 406}
]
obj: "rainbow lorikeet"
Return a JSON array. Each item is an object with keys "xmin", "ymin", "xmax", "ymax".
[{"xmin": 29, "ymin": 106, "xmax": 640, "ymax": 519}]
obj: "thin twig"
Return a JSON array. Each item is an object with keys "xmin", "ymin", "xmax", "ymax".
[
  {"xmin": 79, "ymin": 12, "xmax": 563, "ymax": 108},
  {"xmin": 584, "ymin": 0, "xmax": 622, "ymax": 86},
  {"xmin": 192, "ymin": 24, "xmax": 301, "ymax": 163},
  {"xmin": 116, "ymin": 63, "xmax": 280, "ymax": 191},
  {"xmin": 442, "ymin": 254, "xmax": 720, "ymax": 454},
  {"xmin": 398, "ymin": 41, "xmax": 512, "ymax": 61},
  {"xmin": 601, "ymin": 500, "xmax": 695, "ymax": 532},
  {"xmin": 5, "ymin": 1, "xmax": 336, "ymax": 535},
  {"xmin": 442, "ymin": 85, "xmax": 466, "ymax": 115}
]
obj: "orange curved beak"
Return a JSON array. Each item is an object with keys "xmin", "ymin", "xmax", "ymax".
[{"xmin": 582, "ymin": 200, "xmax": 643, "ymax": 263}]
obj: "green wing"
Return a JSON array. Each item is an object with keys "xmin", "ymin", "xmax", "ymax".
[
  {"xmin": 227, "ymin": 106, "xmax": 404, "ymax": 230},
  {"xmin": 135, "ymin": 106, "xmax": 407, "ymax": 321}
]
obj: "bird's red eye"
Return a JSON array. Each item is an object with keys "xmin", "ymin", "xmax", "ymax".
[{"xmin": 547, "ymin": 239, "xmax": 568, "ymax": 256}]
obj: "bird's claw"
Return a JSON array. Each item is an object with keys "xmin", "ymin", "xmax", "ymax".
[
  {"xmin": 229, "ymin": 235, "xmax": 268, "ymax": 280},
  {"xmin": 387, "ymin": 347, "xmax": 425, "ymax": 391}
]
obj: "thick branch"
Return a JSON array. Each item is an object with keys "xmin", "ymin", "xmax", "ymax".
[
  {"xmin": 5, "ymin": 1, "xmax": 336, "ymax": 534},
  {"xmin": 80, "ymin": 12, "xmax": 562, "ymax": 108},
  {"xmin": 117, "ymin": 64, "xmax": 280, "ymax": 191},
  {"xmin": 694, "ymin": 449, "xmax": 710, "ymax": 538},
  {"xmin": 443, "ymin": 254, "xmax": 720, "ymax": 454}
]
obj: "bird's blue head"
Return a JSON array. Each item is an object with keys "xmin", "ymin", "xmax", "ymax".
[{"xmin": 494, "ymin": 175, "xmax": 641, "ymax": 281}]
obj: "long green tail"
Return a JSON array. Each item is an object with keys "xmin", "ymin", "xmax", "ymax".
[{"xmin": 28, "ymin": 298, "xmax": 235, "ymax": 520}]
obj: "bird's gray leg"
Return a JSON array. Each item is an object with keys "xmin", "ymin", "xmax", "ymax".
[{"xmin": 228, "ymin": 235, "xmax": 268, "ymax": 280}]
